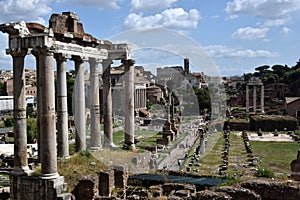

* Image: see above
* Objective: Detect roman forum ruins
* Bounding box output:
[0,12,135,199]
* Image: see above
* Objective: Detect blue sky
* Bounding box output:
[0,0,300,76]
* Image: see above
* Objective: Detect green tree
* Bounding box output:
[27,118,37,143]
[4,117,14,127]
[194,88,211,113]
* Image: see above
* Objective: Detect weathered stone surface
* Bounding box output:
[214,186,261,200]
[194,190,232,200]
[162,183,186,195]
[242,180,300,200]
[10,175,70,200]
[250,115,298,131]
[126,188,150,199]
[291,149,300,181]
[72,176,98,200]
[149,185,162,198]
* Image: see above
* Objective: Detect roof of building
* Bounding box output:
[285,97,300,104]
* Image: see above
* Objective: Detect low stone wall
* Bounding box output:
[10,175,71,200]
[241,180,300,200]
[229,121,250,131]
[250,115,298,131]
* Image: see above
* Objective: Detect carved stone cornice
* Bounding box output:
[121,59,135,68]
[6,48,29,57]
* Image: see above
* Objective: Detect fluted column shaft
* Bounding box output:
[73,56,86,151]
[89,58,101,150]
[10,48,30,175]
[253,85,257,112]
[246,85,249,113]
[102,59,114,147]
[38,48,59,179]
[123,59,135,148]
[261,85,264,113]
[55,54,69,158]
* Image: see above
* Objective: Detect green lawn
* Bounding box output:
[250,140,300,179]
[113,129,161,147]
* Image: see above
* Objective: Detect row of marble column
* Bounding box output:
[9,47,135,179]
[246,85,264,113]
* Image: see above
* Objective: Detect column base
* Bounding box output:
[104,142,118,149]
[40,172,60,180]
[123,143,135,150]
[90,146,103,151]
[58,156,70,160]
[12,166,32,176]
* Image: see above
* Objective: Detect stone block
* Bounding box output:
[99,170,114,197]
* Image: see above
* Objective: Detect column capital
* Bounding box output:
[102,59,113,66]
[72,55,88,63]
[89,57,102,65]
[54,53,71,61]
[6,48,29,57]
[33,46,55,56]
[121,59,135,68]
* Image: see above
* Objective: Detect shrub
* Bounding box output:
[79,150,93,158]
[255,168,275,178]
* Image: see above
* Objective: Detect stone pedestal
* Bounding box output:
[162,121,175,142]
[291,149,300,181]
[99,169,114,197]
[114,165,128,197]
[10,175,70,200]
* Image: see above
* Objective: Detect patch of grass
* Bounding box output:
[113,130,125,145]
[58,152,107,192]
[255,167,275,178]
[250,140,299,178]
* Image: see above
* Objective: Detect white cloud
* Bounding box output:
[281,27,291,34]
[0,0,52,24]
[205,45,278,58]
[232,27,269,40]
[226,0,300,19]
[57,0,124,9]
[0,33,12,68]
[124,8,201,29]
[131,0,177,12]
[262,17,291,27]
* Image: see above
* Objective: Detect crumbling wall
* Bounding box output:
[241,180,300,200]
[250,115,298,131]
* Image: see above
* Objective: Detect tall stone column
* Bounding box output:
[167,94,171,122]
[38,48,59,179]
[102,59,114,147]
[55,54,69,158]
[246,85,249,113]
[73,56,86,151]
[10,48,30,175]
[260,85,264,113]
[89,58,101,150]
[123,59,135,148]
[32,51,42,163]
[253,85,257,112]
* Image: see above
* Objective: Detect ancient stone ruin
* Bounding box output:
[0,11,135,199]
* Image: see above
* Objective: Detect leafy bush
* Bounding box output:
[79,150,93,158]
[255,168,275,178]
[4,117,13,127]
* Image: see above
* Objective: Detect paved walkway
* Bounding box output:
[157,121,200,171]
